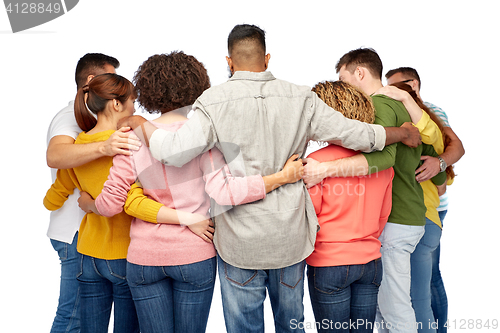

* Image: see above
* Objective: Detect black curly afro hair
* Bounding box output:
[133,51,210,113]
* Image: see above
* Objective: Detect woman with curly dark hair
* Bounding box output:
[78,51,303,333]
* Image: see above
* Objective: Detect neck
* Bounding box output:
[87,112,119,134]
[233,62,266,73]
[154,105,191,124]
[364,80,384,96]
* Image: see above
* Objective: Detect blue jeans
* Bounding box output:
[376,222,425,333]
[218,255,305,333]
[77,255,139,333]
[126,257,216,333]
[307,259,383,333]
[50,233,81,333]
[431,211,448,333]
[411,218,442,333]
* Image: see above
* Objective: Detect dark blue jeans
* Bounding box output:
[126,257,216,333]
[77,255,139,333]
[307,259,383,333]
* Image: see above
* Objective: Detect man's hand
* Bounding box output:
[400,122,422,148]
[415,155,441,183]
[117,115,148,131]
[302,158,328,189]
[100,127,141,157]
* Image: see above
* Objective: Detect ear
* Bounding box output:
[356,67,366,81]
[226,56,234,74]
[112,99,122,112]
[264,53,271,70]
[86,74,94,85]
[408,79,419,91]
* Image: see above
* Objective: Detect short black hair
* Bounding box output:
[75,53,120,89]
[336,48,383,80]
[385,67,421,88]
[228,24,266,55]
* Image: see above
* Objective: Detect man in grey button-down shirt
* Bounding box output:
[120,24,420,333]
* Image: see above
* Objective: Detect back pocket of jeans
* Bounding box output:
[180,257,216,288]
[280,261,305,289]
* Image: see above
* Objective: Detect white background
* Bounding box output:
[1,0,498,332]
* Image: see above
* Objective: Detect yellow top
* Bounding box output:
[43,130,132,260]
[415,111,444,228]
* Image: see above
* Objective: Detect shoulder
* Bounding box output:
[372,94,404,109]
[424,101,450,126]
[307,145,358,162]
[372,94,410,123]
[47,101,81,140]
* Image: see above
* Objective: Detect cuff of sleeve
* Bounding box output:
[371,124,387,151]
[43,196,60,211]
[415,111,430,132]
[125,200,163,223]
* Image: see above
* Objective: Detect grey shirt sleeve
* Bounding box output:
[307,93,386,152]
[149,106,216,167]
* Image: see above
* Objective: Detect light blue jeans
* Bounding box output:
[126,257,216,333]
[411,218,442,333]
[431,211,448,333]
[217,255,305,333]
[376,222,425,333]
[50,233,81,333]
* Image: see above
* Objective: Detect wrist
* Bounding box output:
[97,141,107,157]
[437,156,447,172]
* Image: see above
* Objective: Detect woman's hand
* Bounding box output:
[373,85,410,102]
[281,154,304,184]
[186,216,215,243]
[77,191,99,214]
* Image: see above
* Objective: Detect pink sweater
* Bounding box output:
[306,145,394,267]
[95,120,266,266]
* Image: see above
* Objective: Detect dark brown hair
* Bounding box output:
[391,82,455,179]
[74,73,137,132]
[75,53,119,89]
[386,67,422,89]
[133,51,210,114]
[336,48,383,80]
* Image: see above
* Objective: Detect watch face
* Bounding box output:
[439,158,446,172]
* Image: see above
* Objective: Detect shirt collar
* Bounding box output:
[229,71,276,82]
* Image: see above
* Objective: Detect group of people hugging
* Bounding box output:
[44,24,463,333]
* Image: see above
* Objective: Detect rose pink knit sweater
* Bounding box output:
[95,120,266,266]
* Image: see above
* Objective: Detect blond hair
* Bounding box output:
[312,81,375,124]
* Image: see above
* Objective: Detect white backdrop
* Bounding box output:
[1,0,498,332]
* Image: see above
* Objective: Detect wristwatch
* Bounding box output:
[437,156,447,172]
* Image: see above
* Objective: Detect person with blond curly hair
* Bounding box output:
[306,81,394,333]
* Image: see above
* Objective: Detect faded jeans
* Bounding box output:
[217,255,305,333]
[376,223,425,333]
